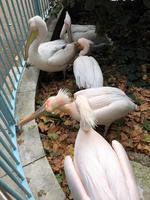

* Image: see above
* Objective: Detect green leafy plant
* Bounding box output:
[48,132,59,140]
[56,172,65,184]
[143,120,150,131]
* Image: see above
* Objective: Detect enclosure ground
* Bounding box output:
[35,67,150,199]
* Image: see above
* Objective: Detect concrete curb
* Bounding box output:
[16,67,65,200]
[16,67,150,200]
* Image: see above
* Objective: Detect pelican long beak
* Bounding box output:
[19,104,46,127]
[25,29,38,60]
[60,23,73,43]
[60,23,67,39]
[60,11,73,43]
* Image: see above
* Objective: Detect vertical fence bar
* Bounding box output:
[0,136,19,164]
[4,0,24,67]
[0,35,18,81]
[0,150,24,181]
[0,112,14,137]
[0,0,52,199]
[0,124,16,149]
[9,0,25,41]
[0,15,21,75]
[33,0,41,15]
[0,54,16,90]
[0,69,14,99]
[0,161,32,198]
[28,0,34,17]
[24,0,32,18]
[0,90,14,115]
[0,180,25,200]
[15,0,28,35]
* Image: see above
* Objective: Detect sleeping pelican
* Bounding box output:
[25,16,92,72]
[73,56,103,88]
[60,12,113,46]
[19,87,137,134]
[64,95,140,200]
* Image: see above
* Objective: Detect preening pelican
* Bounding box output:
[19,87,137,134]
[73,56,103,88]
[25,16,92,73]
[60,11,113,46]
[64,95,140,200]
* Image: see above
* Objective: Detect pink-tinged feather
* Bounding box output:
[64,156,90,200]
[112,140,140,200]
[73,56,103,89]
[66,96,140,200]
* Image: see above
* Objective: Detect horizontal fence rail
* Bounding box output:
[0,0,53,199]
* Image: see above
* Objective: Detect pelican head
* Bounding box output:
[19,89,71,126]
[25,16,48,60]
[44,89,71,112]
[77,38,93,56]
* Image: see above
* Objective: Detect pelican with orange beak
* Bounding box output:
[19,87,137,135]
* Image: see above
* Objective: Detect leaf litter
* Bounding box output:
[34,4,150,198]
[35,67,150,199]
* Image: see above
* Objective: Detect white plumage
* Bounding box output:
[64,95,140,200]
[60,12,112,45]
[19,87,137,134]
[73,56,103,88]
[25,16,91,73]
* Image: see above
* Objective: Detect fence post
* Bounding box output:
[33,0,41,16]
[0,95,15,125]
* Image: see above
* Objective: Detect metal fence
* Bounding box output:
[0,0,51,199]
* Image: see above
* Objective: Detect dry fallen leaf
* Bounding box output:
[38,122,49,132]
[17,138,24,145]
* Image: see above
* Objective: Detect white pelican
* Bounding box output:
[25,16,92,73]
[73,56,103,88]
[19,87,137,134]
[60,11,113,46]
[64,95,140,200]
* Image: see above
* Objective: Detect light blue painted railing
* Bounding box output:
[0,0,52,199]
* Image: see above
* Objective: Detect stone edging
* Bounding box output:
[16,67,65,200]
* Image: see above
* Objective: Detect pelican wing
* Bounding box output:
[75,128,130,200]
[71,24,96,42]
[74,86,126,99]
[112,140,140,200]
[75,87,137,113]
[39,40,66,58]
[71,24,96,33]
[64,156,90,200]
[88,93,131,110]
[73,56,103,89]
[48,43,76,69]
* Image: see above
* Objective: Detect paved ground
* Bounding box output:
[15,66,65,200]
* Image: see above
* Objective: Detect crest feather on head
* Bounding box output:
[57,88,71,104]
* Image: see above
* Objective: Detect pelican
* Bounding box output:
[60,12,113,46]
[25,16,92,73]
[18,87,137,134]
[64,95,140,200]
[73,56,103,88]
